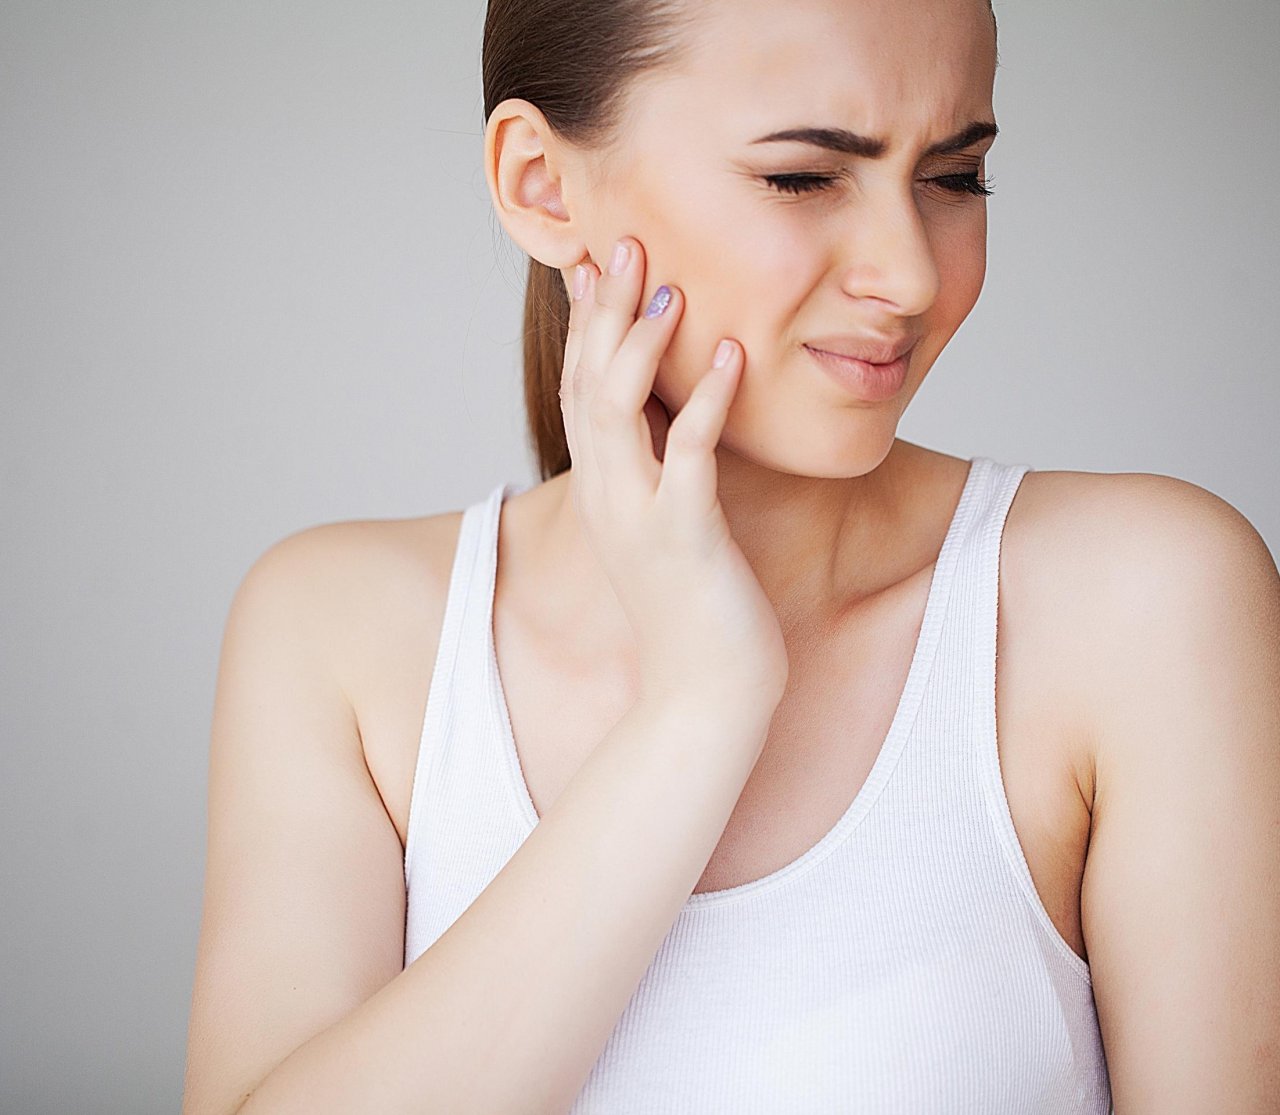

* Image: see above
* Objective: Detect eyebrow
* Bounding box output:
[748,119,998,158]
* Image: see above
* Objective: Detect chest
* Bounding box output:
[360,556,1095,969]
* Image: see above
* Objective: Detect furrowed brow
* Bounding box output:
[748,119,998,158]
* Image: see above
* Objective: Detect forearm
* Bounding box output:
[236,692,775,1115]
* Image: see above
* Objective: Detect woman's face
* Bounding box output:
[572,0,998,478]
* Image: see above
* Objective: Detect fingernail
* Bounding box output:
[573,264,587,300]
[644,285,671,319]
[608,239,630,276]
[713,340,734,368]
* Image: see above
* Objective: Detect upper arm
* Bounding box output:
[1077,474,1280,1111]
[182,526,409,1115]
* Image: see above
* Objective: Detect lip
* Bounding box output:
[804,334,918,365]
[803,342,913,403]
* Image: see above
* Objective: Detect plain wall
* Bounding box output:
[1,1,1276,1110]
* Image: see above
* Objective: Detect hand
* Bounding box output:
[558,238,790,711]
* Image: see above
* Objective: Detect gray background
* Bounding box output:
[2,1,1276,1111]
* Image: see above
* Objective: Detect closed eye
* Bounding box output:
[763,171,995,198]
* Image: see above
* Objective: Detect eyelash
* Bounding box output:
[762,171,995,198]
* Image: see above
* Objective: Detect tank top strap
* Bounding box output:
[960,455,1034,623]
[903,453,1047,898]
[402,479,525,881]
[966,455,1034,732]
[965,457,1045,902]
[472,479,529,637]
[903,456,1033,762]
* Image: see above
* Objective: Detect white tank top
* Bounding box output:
[402,456,1112,1114]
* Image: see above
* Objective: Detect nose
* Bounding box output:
[837,182,942,317]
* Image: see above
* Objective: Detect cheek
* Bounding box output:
[914,199,986,317]
[672,219,820,364]
[936,226,987,316]
[911,220,988,373]
[643,226,798,401]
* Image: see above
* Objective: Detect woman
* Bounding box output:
[182,0,1280,1112]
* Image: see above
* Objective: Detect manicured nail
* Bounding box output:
[608,239,631,276]
[644,285,671,319]
[573,264,587,300]
[713,340,734,368]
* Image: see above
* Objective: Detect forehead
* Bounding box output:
[643,0,996,147]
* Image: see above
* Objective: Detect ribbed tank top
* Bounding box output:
[402,456,1113,1114]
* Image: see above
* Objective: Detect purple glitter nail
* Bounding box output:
[644,285,672,319]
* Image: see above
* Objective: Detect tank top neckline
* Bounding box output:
[482,455,995,912]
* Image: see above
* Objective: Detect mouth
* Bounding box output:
[802,343,914,402]
[803,336,919,365]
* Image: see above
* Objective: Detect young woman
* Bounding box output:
[183,1,1280,1111]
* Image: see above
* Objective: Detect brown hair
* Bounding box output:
[481,1,998,482]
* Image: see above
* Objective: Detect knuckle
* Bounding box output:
[588,388,627,426]
[592,277,626,313]
[666,417,709,453]
[571,362,595,400]
[587,291,614,319]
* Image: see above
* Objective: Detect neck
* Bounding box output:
[531,439,947,647]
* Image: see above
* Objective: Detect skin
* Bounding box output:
[476,0,1280,1105]
[180,0,1279,1108]
[487,0,998,645]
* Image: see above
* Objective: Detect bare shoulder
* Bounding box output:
[254,508,467,723]
[1012,468,1280,1104]
[1012,462,1279,757]
[185,509,467,1114]
[1000,466,1278,784]
[1009,464,1278,681]
[1013,465,1272,564]
[1009,466,1280,1104]
[1009,466,1277,657]
[267,507,467,583]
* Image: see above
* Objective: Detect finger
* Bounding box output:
[656,340,742,514]
[575,237,646,410]
[588,281,682,501]
[560,261,599,478]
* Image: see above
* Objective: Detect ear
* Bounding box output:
[484,99,594,303]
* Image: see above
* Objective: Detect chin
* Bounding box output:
[716,416,900,480]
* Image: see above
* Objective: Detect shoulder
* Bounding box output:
[1028,464,1278,743]
[1001,466,1278,785]
[245,510,467,622]
[1013,465,1270,568]
[1009,465,1278,686]
[240,508,467,709]
[1012,469,1280,1104]
[255,508,467,586]
[1009,466,1276,641]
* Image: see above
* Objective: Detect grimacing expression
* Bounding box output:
[574,0,998,479]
